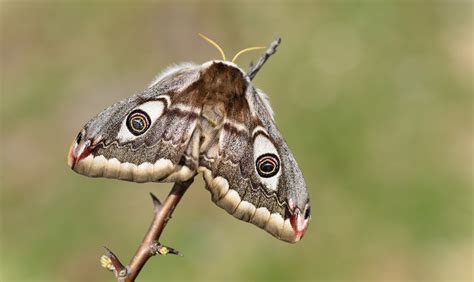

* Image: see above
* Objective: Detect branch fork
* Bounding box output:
[100,179,193,282]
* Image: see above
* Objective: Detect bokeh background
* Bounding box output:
[1,1,472,281]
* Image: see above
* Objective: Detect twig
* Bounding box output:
[101,179,194,281]
[246,37,282,81]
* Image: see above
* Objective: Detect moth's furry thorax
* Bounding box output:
[190,61,251,124]
[200,62,248,99]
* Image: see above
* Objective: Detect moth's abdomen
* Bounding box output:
[199,166,298,243]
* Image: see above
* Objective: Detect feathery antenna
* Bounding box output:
[198,33,227,61]
[232,46,266,63]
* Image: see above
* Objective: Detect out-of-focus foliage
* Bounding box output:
[1,1,472,281]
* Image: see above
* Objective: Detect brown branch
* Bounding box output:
[100,179,194,282]
[246,37,282,81]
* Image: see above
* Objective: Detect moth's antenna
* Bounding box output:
[231,46,266,63]
[198,33,226,61]
[246,37,281,81]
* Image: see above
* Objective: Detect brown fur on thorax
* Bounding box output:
[200,62,247,100]
[187,62,251,125]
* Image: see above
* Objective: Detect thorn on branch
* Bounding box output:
[150,241,183,257]
[150,192,162,214]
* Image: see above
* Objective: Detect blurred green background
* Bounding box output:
[1,1,472,281]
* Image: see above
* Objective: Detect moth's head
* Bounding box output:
[197,33,266,86]
[201,60,246,77]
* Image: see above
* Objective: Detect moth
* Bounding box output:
[67,35,310,243]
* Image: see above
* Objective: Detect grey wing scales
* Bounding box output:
[198,120,295,242]
[71,67,202,183]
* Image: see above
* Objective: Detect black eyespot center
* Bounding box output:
[126,109,151,136]
[256,153,280,178]
[261,162,274,173]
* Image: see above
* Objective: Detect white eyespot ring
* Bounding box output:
[116,100,165,143]
[253,134,282,191]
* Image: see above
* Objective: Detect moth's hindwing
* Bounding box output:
[195,63,310,243]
